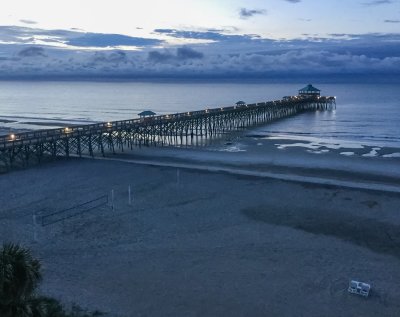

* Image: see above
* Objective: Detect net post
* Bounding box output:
[128,185,132,205]
[33,212,38,243]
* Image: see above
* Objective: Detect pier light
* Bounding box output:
[187,112,191,116]
[205,109,209,113]
[64,127,70,133]
[9,134,16,141]
[106,122,112,128]
[220,107,224,111]
[166,114,170,119]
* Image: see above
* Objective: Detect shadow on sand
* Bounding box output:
[242,206,400,259]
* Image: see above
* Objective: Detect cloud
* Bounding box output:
[362,0,393,5]
[183,49,400,78]
[148,47,204,63]
[284,0,302,3]
[19,19,37,25]
[2,25,262,53]
[384,19,400,23]
[18,47,46,57]
[0,26,163,49]
[3,43,399,80]
[153,28,175,34]
[92,51,127,63]
[177,47,204,59]
[148,50,175,63]
[207,26,240,33]
[153,28,264,44]
[67,33,162,47]
[239,8,266,19]
[1,28,400,81]
[0,26,78,42]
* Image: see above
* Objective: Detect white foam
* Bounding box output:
[276,142,320,150]
[382,153,400,158]
[268,135,365,150]
[307,150,329,154]
[218,145,247,153]
[340,152,355,156]
[362,147,381,157]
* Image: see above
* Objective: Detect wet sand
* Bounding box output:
[1,140,400,316]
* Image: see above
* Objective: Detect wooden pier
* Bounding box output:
[0,95,335,172]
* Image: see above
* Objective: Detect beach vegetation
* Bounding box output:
[0,242,42,317]
[0,243,104,317]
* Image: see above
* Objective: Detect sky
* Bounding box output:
[0,0,399,80]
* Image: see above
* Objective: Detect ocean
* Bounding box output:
[0,81,399,148]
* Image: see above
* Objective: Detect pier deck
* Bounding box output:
[0,96,335,172]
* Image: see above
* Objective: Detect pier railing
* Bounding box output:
[0,95,335,171]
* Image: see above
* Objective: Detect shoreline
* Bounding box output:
[88,155,400,194]
[103,133,400,189]
[3,125,399,190]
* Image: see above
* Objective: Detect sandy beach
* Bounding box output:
[1,136,400,317]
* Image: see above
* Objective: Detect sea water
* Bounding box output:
[0,81,399,148]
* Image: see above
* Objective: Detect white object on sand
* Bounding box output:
[348,280,371,297]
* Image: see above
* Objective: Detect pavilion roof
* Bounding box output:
[236,101,246,105]
[138,110,156,117]
[299,84,320,92]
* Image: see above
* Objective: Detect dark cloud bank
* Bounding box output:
[239,8,266,19]
[0,26,399,82]
[362,0,394,6]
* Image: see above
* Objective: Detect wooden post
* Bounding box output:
[33,213,38,243]
[111,189,114,211]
